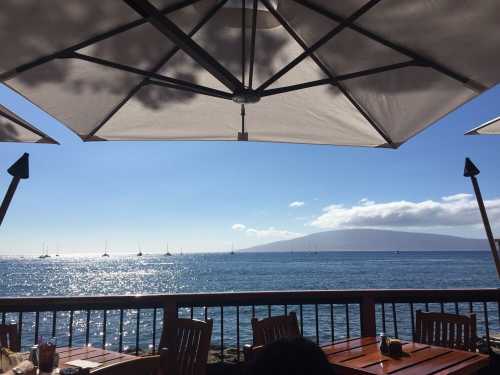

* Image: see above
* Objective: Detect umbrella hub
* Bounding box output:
[195,0,281,29]
[232,90,261,104]
[224,0,278,11]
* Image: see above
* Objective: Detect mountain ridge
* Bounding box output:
[239,229,489,252]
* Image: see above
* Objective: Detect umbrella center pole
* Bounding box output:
[464,158,500,278]
[238,104,248,141]
[470,175,500,278]
[0,177,21,227]
[0,153,29,228]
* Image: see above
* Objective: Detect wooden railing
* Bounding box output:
[0,289,498,361]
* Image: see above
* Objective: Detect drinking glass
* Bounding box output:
[38,338,57,373]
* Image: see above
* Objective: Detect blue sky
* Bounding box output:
[1,83,500,254]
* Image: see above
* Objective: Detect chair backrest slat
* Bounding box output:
[0,324,20,352]
[449,322,455,347]
[441,320,448,347]
[159,317,213,375]
[251,312,301,346]
[434,319,441,345]
[415,310,477,351]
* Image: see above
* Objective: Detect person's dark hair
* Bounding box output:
[250,336,334,375]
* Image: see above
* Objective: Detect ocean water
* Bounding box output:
[0,251,498,352]
[1,251,498,296]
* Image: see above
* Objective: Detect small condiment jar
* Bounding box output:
[28,345,38,367]
[379,332,389,353]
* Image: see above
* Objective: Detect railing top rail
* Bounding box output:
[0,289,497,312]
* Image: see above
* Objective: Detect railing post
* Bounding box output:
[163,300,178,375]
[360,297,376,337]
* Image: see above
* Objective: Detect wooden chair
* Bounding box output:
[159,318,213,375]
[415,310,477,351]
[0,324,20,352]
[244,312,301,362]
[90,356,160,375]
[251,312,301,346]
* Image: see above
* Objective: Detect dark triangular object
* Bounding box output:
[7,153,29,179]
[464,157,480,177]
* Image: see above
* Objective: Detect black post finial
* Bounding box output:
[464,157,480,178]
[7,153,29,179]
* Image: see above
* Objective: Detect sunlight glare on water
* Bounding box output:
[0,251,497,296]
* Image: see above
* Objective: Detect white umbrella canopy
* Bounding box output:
[0,104,58,144]
[466,117,500,136]
[1,0,500,148]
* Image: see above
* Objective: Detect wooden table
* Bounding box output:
[54,347,138,373]
[323,337,490,375]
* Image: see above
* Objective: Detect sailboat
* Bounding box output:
[164,243,172,257]
[137,243,143,257]
[39,243,50,259]
[102,241,110,257]
[230,243,235,255]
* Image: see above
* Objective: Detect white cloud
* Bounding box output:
[233,223,302,239]
[231,224,246,231]
[246,227,303,239]
[442,193,473,202]
[359,198,375,206]
[311,194,500,230]
[289,201,305,208]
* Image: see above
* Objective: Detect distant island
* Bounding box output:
[240,229,489,252]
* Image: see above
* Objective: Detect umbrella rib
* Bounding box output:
[261,61,420,96]
[147,79,232,99]
[85,84,144,141]
[248,0,258,89]
[241,0,247,86]
[124,0,244,93]
[85,0,229,140]
[0,106,57,143]
[256,0,382,92]
[293,0,486,93]
[260,0,394,147]
[335,78,395,147]
[465,116,500,136]
[0,0,202,82]
[65,51,232,99]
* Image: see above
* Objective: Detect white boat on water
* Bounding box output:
[164,243,172,256]
[39,243,50,259]
[102,241,110,257]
